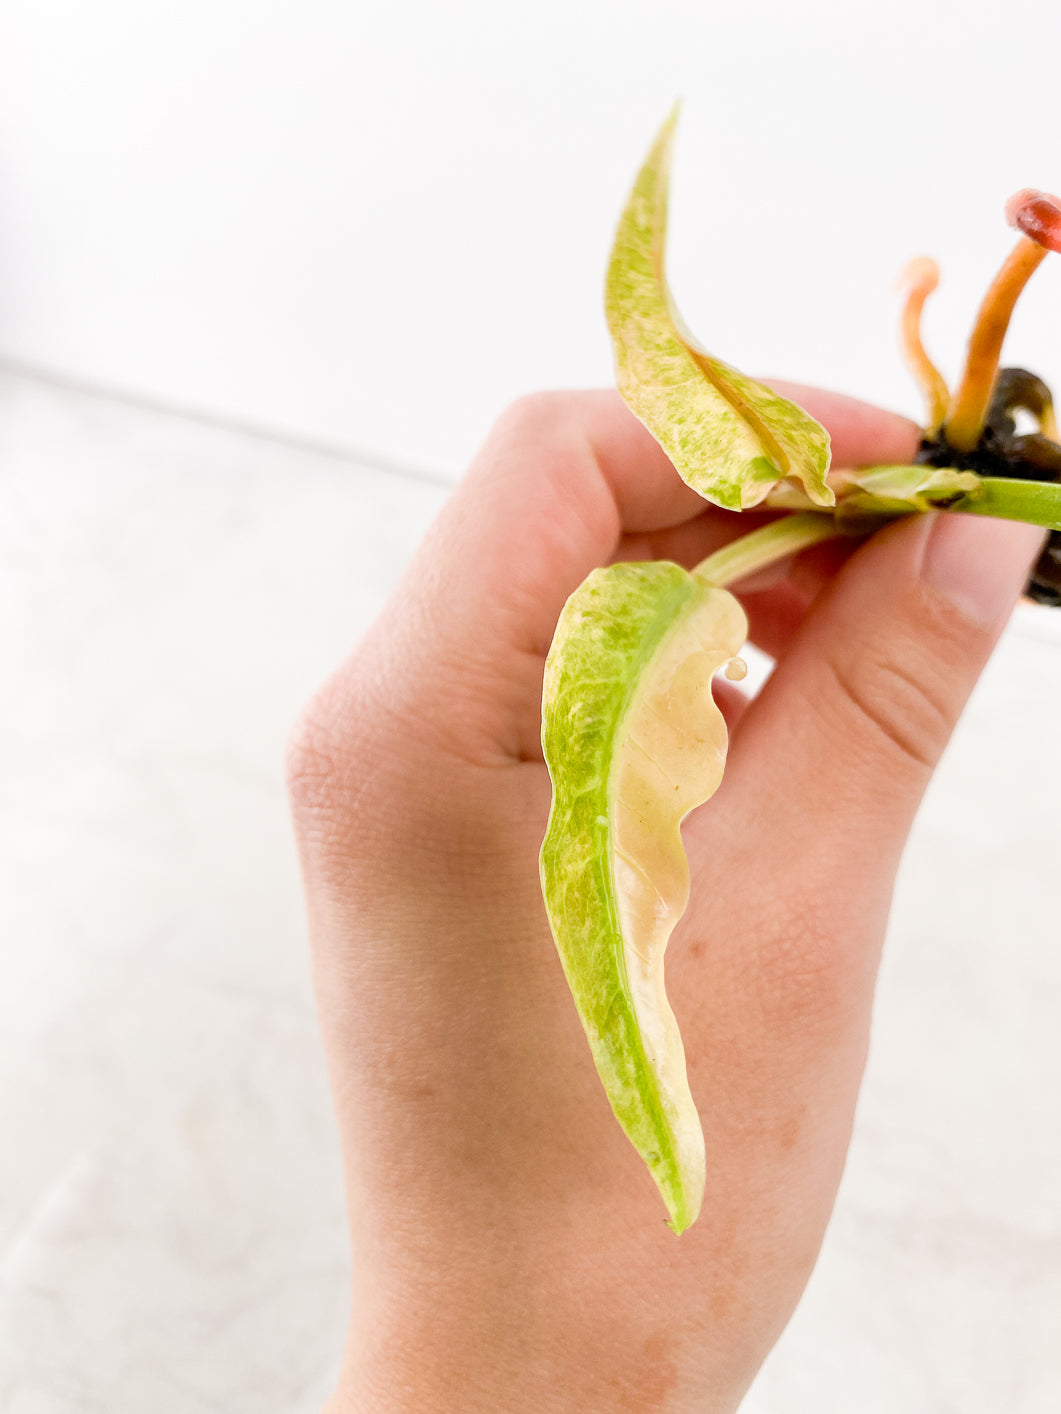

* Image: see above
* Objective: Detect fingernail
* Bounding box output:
[921,513,1047,625]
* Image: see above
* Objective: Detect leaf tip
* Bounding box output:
[663,1186,702,1236]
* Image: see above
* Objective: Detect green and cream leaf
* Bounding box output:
[540,560,747,1233]
[605,110,834,513]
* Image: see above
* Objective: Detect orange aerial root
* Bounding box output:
[897,256,951,432]
[941,189,1061,452]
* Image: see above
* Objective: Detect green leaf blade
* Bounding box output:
[605,111,833,512]
[540,561,747,1233]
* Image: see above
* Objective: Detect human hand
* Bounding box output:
[287,389,1043,1413]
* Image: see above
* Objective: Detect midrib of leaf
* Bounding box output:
[686,347,792,474]
[597,575,701,1189]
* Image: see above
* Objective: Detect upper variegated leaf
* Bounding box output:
[605,110,834,512]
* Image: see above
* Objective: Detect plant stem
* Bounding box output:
[694,477,1061,593]
[831,465,1061,532]
[953,476,1061,532]
[694,512,844,588]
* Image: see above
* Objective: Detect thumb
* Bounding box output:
[722,512,1046,872]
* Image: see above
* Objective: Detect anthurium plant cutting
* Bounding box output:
[539,110,1061,1235]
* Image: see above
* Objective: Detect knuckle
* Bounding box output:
[285,672,431,865]
[822,637,953,774]
[284,681,357,824]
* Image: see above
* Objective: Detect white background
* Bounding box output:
[2,0,1061,472]
[2,2,1060,1410]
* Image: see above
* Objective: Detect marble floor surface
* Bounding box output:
[1,368,1059,1411]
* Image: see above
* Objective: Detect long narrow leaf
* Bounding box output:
[540,561,747,1232]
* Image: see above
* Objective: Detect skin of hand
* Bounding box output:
[287,388,1044,1414]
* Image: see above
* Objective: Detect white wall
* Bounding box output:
[2,0,1060,475]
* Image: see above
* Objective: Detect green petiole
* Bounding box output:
[694,511,844,588]
[952,475,1061,533]
[693,468,1061,597]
